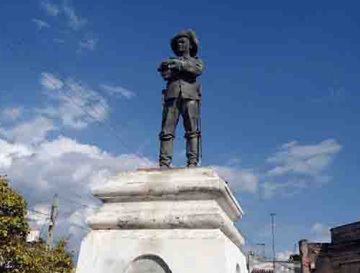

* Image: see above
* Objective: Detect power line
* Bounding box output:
[74,192,98,202]
[3,41,135,154]
[70,222,89,231]
[3,36,140,156]
[57,195,98,210]
[57,88,134,154]
[28,208,49,217]
[27,208,50,240]
[28,198,90,235]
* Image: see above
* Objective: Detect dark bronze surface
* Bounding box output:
[158,30,204,168]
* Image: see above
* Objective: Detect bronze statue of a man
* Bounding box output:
[158,30,204,168]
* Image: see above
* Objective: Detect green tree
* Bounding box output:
[0,176,74,273]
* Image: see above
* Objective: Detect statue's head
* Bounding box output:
[171,30,199,57]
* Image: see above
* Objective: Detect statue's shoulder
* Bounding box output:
[191,56,204,68]
[186,56,203,63]
[192,56,203,61]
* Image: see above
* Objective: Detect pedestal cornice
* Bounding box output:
[87,167,245,247]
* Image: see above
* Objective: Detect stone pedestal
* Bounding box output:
[76,167,248,273]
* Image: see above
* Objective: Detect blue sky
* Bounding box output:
[0,0,359,259]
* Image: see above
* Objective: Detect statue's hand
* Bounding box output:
[158,58,182,80]
[167,59,183,71]
[160,68,172,80]
[158,61,169,72]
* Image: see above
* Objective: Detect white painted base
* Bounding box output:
[76,229,247,273]
[76,168,248,273]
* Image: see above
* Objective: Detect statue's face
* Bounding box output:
[174,36,191,56]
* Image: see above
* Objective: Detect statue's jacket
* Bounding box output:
[164,56,204,101]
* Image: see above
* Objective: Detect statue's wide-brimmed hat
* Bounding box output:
[171,30,199,57]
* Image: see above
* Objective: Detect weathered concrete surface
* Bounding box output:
[76,167,248,273]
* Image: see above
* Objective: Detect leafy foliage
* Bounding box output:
[0,176,74,273]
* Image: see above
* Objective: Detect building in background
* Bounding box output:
[299,221,360,273]
[26,229,40,243]
[247,252,300,273]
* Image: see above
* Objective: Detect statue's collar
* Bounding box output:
[178,55,191,60]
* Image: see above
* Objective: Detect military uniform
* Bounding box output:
[158,30,204,168]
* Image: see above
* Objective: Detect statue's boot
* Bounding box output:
[159,138,174,168]
[186,137,199,167]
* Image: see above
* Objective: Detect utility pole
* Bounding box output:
[47,194,58,248]
[270,213,276,272]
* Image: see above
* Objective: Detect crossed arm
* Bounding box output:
[158,57,204,80]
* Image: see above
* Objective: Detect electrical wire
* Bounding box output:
[57,195,98,210]
[70,223,89,231]
[57,88,132,153]
[27,208,49,217]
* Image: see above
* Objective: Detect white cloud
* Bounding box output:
[277,250,293,261]
[262,177,311,199]
[213,166,258,193]
[0,139,32,169]
[79,35,98,51]
[56,79,108,128]
[39,73,109,129]
[37,137,104,160]
[262,139,341,198]
[311,223,331,242]
[39,1,95,54]
[40,0,60,16]
[100,84,136,99]
[262,181,289,199]
[0,70,148,252]
[63,4,87,30]
[40,72,64,90]
[267,139,341,177]
[1,107,22,121]
[4,135,153,193]
[58,206,95,249]
[27,203,50,229]
[32,18,50,30]
[1,135,155,251]
[1,116,55,145]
